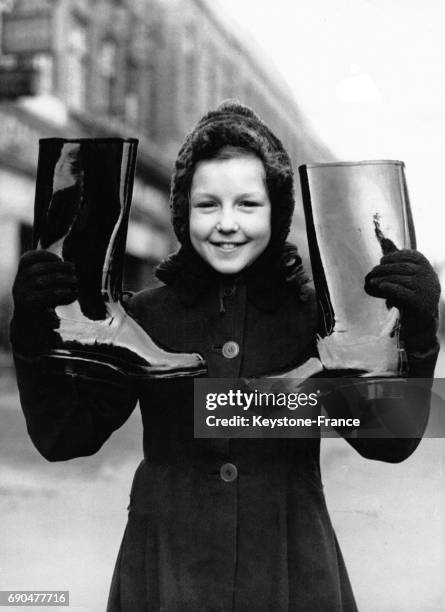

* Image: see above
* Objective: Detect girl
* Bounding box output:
[11,101,440,611]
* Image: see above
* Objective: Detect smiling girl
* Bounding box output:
[189,150,271,275]
[10,101,440,611]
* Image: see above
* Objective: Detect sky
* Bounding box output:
[221,0,445,272]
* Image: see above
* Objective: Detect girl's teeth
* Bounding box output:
[213,242,240,251]
[212,242,244,250]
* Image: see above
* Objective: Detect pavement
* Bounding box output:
[0,345,444,611]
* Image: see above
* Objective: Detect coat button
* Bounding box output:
[220,462,238,482]
[222,341,239,359]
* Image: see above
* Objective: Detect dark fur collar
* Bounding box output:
[156,244,310,312]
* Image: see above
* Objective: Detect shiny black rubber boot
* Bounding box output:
[33,138,206,379]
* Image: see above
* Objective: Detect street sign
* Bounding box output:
[0,66,35,98]
[1,12,52,54]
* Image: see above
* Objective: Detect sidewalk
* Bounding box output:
[1,342,444,611]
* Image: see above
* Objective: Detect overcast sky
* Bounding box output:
[221,0,445,272]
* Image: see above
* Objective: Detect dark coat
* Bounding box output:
[13,258,438,612]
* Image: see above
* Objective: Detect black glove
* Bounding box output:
[280,242,312,302]
[10,250,78,356]
[364,248,441,351]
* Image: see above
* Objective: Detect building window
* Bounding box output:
[66,18,87,111]
[222,60,235,99]
[204,45,217,109]
[125,57,139,125]
[98,38,117,115]
[243,80,254,107]
[33,53,53,96]
[183,20,197,121]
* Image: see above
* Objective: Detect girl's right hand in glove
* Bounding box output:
[10,250,78,356]
[13,250,78,314]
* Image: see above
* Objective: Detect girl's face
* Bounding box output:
[189,155,271,275]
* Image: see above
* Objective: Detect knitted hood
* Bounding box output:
[170,100,295,251]
[156,101,310,307]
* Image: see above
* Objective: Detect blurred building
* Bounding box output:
[0,0,333,351]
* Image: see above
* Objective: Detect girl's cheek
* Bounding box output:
[189,214,215,240]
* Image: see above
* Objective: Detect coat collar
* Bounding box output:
[155,245,291,312]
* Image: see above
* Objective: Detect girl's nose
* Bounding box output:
[217,209,240,233]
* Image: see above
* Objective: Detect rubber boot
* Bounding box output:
[299,160,416,377]
[33,138,206,379]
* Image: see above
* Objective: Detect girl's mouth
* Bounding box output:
[211,242,247,251]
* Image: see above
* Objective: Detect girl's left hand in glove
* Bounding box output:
[364,249,441,350]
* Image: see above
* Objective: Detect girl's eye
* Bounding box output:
[239,200,259,208]
[194,201,217,209]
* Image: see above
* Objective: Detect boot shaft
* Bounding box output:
[33,138,138,319]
